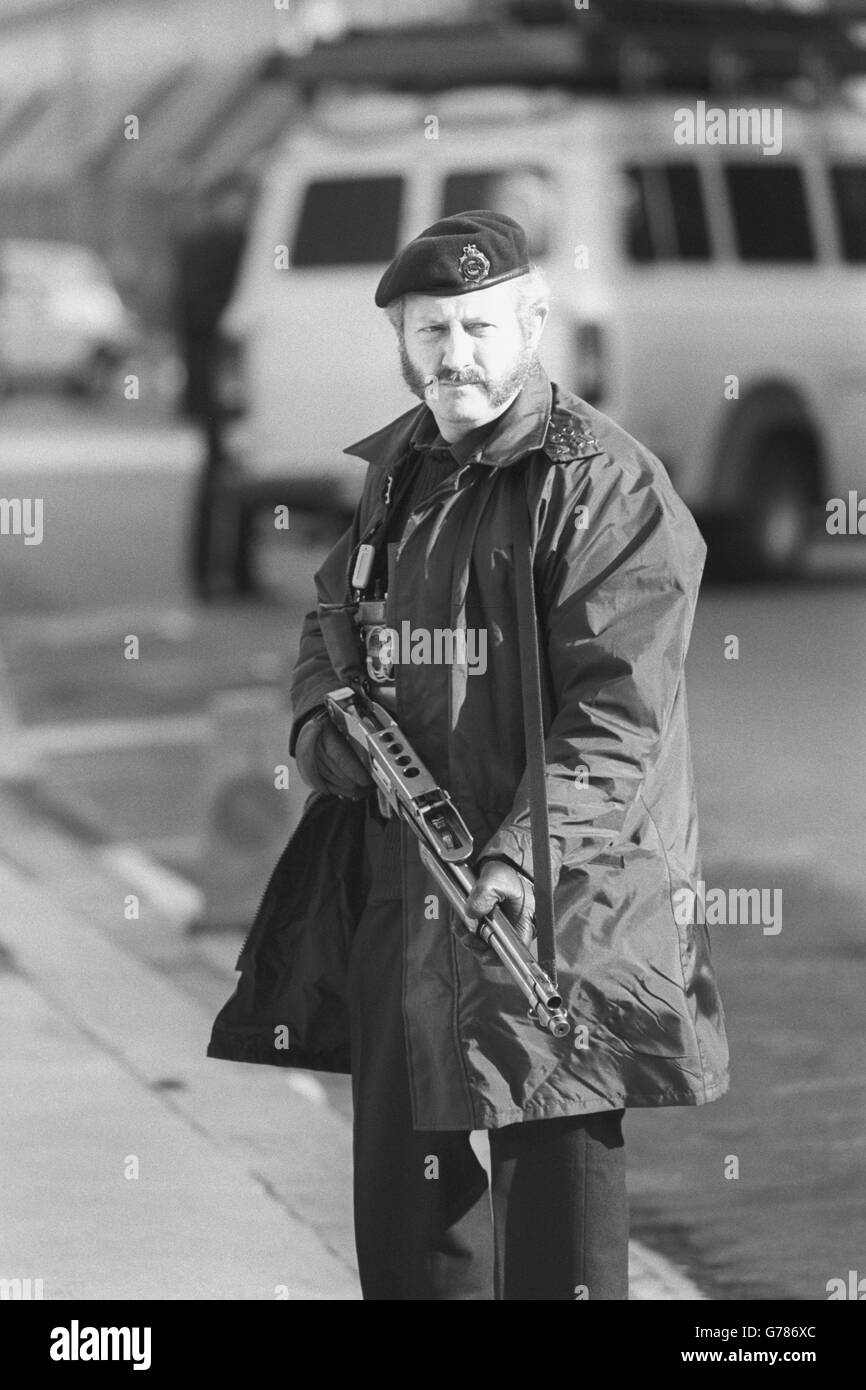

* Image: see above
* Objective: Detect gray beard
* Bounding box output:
[398,339,540,411]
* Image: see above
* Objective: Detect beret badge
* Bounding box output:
[458,243,490,285]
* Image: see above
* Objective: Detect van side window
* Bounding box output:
[724,164,815,262]
[666,165,711,260]
[441,169,553,256]
[623,167,654,262]
[830,166,866,263]
[291,177,404,266]
[623,164,710,261]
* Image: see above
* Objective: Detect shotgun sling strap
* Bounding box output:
[510,473,558,985]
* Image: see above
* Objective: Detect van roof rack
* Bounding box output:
[260,2,866,98]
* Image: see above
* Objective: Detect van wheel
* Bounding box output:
[730,434,817,580]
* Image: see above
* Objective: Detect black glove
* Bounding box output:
[294,709,374,799]
[460,857,536,955]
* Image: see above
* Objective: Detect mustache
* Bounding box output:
[435,371,488,387]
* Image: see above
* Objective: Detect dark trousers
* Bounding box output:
[188,426,225,595]
[348,811,630,1301]
[187,423,257,598]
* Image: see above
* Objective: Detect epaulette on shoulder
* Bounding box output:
[542,396,603,464]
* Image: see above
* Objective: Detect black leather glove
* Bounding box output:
[294,709,374,799]
[460,857,536,955]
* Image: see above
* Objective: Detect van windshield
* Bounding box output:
[291,177,404,266]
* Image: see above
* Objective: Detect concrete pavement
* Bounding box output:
[0,809,360,1300]
[0,966,356,1301]
[0,785,705,1301]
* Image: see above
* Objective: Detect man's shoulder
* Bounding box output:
[547,386,656,478]
[546,385,685,505]
[542,386,704,567]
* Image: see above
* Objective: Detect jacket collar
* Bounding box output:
[343,365,602,471]
[406,410,496,467]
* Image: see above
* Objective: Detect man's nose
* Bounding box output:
[439,325,474,374]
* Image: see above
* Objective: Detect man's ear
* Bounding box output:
[527,306,549,352]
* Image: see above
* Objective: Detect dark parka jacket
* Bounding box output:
[208,367,730,1129]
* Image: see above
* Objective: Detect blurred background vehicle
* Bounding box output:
[218,3,866,583]
[0,238,139,397]
[222,84,866,582]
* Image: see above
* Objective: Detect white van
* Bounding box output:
[220,83,866,578]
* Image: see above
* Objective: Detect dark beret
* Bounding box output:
[375,209,530,307]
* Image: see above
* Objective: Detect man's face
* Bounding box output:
[398,280,545,440]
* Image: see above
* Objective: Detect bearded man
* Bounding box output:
[208,211,729,1301]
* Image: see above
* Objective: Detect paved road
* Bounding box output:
[0,396,196,610]
[2,396,865,1300]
